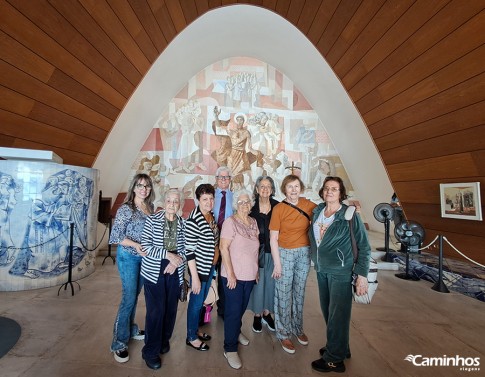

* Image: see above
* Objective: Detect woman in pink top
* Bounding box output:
[219,189,259,370]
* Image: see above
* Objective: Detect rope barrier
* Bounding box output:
[2,222,108,253]
[443,236,485,269]
[416,235,439,251]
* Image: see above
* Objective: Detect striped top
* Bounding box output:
[140,210,186,285]
[185,206,219,282]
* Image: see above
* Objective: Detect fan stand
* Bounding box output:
[395,249,420,281]
[380,218,395,262]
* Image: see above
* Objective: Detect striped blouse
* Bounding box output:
[185,206,219,282]
[140,210,186,285]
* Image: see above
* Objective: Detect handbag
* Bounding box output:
[179,278,189,302]
[258,244,265,268]
[348,206,378,304]
[281,200,311,222]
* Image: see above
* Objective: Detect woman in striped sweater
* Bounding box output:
[140,189,186,370]
[185,183,219,351]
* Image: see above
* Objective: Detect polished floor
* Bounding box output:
[0,231,483,377]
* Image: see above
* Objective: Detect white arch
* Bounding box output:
[94,5,392,230]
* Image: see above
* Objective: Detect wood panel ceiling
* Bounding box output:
[1,0,484,263]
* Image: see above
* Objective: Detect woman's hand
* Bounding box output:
[226,273,237,289]
[134,243,147,256]
[272,263,282,279]
[191,276,201,295]
[166,253,183,267]
[164,263,177,275]
[355,275,368,296]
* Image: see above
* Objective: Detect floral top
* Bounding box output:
[109,204,150,256]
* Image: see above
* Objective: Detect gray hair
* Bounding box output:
[253,176,276,198]
[232,189,254,211]
[162,188,185,215]
[216,166,232,177]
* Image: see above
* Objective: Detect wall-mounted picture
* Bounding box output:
[440,182,482,221]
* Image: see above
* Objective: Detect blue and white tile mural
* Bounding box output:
[0,160,99,291]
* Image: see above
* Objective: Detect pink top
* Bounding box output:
[220,215,259,281]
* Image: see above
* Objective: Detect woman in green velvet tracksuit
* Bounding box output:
[309,176,371,374]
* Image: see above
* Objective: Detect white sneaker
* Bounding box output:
[131,330,145,340]
[238,333,249,346]
[224,352,242,369]
[114,349,129,363]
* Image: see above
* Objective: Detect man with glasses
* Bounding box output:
[213,166,234,319]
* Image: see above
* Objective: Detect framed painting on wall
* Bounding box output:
[440,182,482,221]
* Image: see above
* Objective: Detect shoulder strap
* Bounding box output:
[346,205,358,263]
[282,200,311,222]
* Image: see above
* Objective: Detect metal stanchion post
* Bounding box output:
[432,235,450,293]
[58,223,81,296]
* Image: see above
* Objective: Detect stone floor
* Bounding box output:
[0,231,484,377]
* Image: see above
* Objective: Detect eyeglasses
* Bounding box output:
[135,184,152,190]
[217,176,231,181]
[237,200,251,205]
[323,187,339,193]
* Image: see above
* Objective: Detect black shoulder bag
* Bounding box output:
[281,200,311,222]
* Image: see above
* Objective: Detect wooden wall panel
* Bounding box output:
[110,0,161,59]
[315,0,362,56]
[295,0,322,34]
[306,0,339,45]
[325,0,385,66]
[368,73,485,139]
[388,152,485,182]
[381,125,485,165]
[375,101,485,151]
[80,0,151,74]
[0,0,484,266]
[344,0,449,93]
[50,0,141,89]
[148,0,178,43]
[335,0,414,79]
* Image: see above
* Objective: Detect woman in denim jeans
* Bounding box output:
[109,173,154,363]
[185,184,219,351]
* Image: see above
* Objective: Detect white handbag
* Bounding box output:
[352,258,378,304]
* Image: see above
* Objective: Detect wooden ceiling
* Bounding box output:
[1,0,484,263]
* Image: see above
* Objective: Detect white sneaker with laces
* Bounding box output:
[224,352,242,369]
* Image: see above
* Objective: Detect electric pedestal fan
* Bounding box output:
[373,203,395,262]
[394,221,425,281]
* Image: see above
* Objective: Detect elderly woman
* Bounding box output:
[109,173,154,363]
[220,189,259,369]
[309,177,371,373]
[140,189,186,370]
[185,183,219,351]
[247,176,279,333]
[269,174,316,354]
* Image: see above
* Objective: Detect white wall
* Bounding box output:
[93,5,393,231]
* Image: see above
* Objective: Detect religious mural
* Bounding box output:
[125,57,353,213]
[0,161,99,291]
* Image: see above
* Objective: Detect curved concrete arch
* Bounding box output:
[94,5,392,230]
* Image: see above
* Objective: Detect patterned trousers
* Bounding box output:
[274,246,311,340]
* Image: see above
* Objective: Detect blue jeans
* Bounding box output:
[186,266,215,342]
[142,259,179,360]
[222,277,255,352]
[111,246,143,352]
[317,270,353,362]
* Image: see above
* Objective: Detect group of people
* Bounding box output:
[108,166,371,373]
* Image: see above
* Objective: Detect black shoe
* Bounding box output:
[319,347,351,359]
[198,332,211,341]
[252,316,262,333]
[186,339,210,351]
[143,355,161,370]
[311,358,345,373]
[262,313,275,331]
[160,343,170,354]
